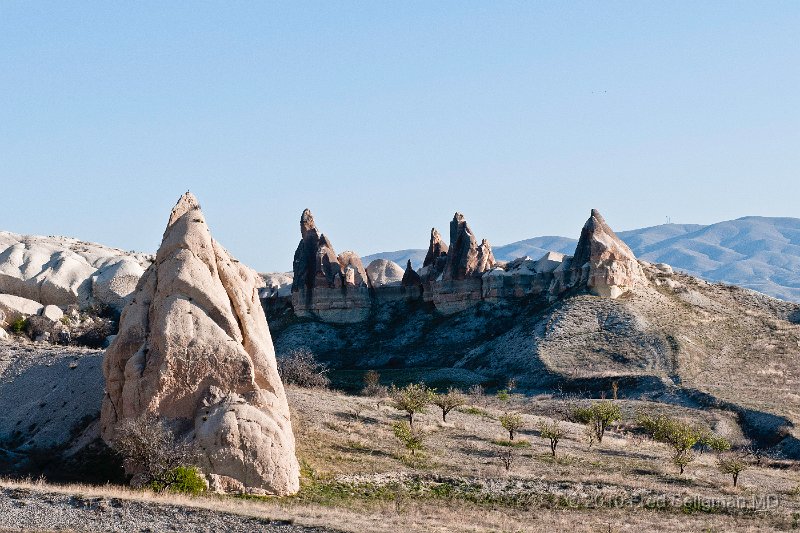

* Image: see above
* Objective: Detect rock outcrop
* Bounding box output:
[366,259,405,287]
[0,294,43,325]
[429,213,496,313]
[418,228,449,283]
[401,260,422,288]
[336,251,370,288]
[423,228,448,268]
[290,210,370,323]
[570,209,646,298]
[0,231,151,312]
[101,192,299,495]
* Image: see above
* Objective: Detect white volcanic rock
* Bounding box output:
[41,305,63,322]
[366,259,405,287]
[101,192,299,495]
[534,251,565,273]
[91,258,147,311]
[0,294,44,324]
[570,209,647,299]
[259,272,294,298]
[0,231,152,311]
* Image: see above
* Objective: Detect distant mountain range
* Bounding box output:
[362,216,800,303]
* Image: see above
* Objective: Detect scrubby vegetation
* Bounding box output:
[277,349,330,389]
[112,415,203,494]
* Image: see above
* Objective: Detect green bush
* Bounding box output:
[10,317,27,334]
[392,421,424,455]
[149,466,206,495]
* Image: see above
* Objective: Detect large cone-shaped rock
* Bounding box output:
[571,209,646,298]
[101,192,299,495]
[442,213,494,281]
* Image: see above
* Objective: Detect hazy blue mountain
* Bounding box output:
[362,217,800,302]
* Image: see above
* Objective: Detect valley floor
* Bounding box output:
[5,386,800,531]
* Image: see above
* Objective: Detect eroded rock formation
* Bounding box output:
[366,259,405,287]
[0,231,151,312]
[401,260,422,288]
[101,192,299,495]
[290,209,371,322]
[570,209,646,298]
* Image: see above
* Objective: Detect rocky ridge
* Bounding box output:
[0,231,151,312]
[278,208,648,321]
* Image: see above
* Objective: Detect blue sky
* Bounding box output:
[1,1,798,271]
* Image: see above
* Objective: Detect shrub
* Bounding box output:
[277,349,330,389]
[706,435,732,454]
[499,412,524,440]
[389,383,434,427]
[496,389,510,402]
[538,420,565,457]
[361,370,386,397]
[717,452,748,487]
[148,466,207,495]
[432,387,467,422]
[10,317,27,334]
[392,421,424,455]
[113,415,201,491]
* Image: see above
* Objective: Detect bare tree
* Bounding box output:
[277,349,330,389]
[498,448,514,471]
[112,415,201,491]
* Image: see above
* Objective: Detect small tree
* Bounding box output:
[277,349,330,388]
[113,415,202,492]
[611,380,619,400]
[498,448,514,471]
[389,383,434,427]
[392,421,424,455]
[573,401,621,444]
[708,435,732,454]
[538,420,565,457]
[641,414,702,474]
[432,387,467,422]
[499,412,524,440]
[717,452,748,487]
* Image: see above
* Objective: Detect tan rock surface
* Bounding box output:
[101,192,299,495]
[570,209,647,298]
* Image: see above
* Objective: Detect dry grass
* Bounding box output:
[7,385,800,531]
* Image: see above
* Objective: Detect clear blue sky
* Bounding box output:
[1,1,798,271]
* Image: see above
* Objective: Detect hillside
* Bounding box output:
[266,261,800,457]
[362,217,800,302]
